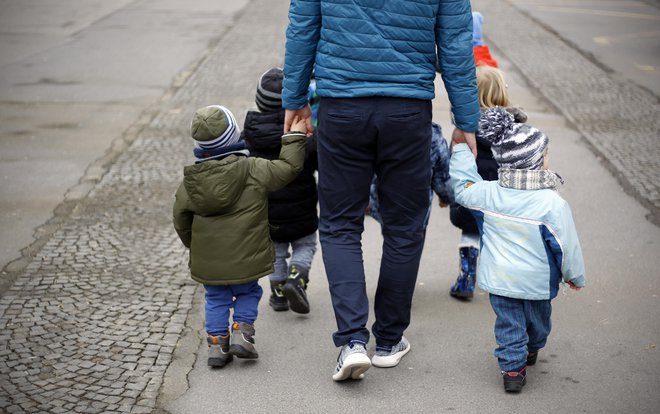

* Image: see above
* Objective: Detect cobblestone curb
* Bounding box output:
[473,0,660,225]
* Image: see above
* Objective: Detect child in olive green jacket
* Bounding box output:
[173,105,307,367]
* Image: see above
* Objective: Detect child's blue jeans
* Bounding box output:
[204,281,263,336]
[489,294,552,372]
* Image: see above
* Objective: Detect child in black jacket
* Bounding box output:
[242,67,318,314]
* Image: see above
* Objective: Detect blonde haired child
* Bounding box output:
[476,65,509,108]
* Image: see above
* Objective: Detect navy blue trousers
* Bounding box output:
[489,294,552,372]
[317,97,432,347]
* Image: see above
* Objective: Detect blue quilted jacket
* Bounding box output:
[283,0,480,132]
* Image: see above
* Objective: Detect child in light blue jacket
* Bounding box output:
[449,107,585,393]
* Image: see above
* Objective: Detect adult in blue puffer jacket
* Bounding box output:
[282,0,480,381]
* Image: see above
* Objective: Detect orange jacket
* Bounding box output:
[474,45,498,68]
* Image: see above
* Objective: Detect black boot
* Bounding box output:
[269,280,289,311]
[282,265,310,314]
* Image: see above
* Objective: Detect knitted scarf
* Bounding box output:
[193,141,249,164]
[498,168,564,190]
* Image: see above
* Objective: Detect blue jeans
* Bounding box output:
[317,97,432,347]
[268,232,318,284]
[204,281,263,336]
[489,294,552,372]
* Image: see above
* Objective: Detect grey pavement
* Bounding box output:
[0,0,659,413]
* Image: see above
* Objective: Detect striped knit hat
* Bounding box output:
[479,107,549,170]
[190,105,243,156]
[255,67,283,112]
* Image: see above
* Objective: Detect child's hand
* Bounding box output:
[438,200,449,208]
[451,128,466,145]
[290,115,308,135]
[567,281,581,291]
[450,128,477,156]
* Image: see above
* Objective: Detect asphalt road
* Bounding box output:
[0,0,248,277]
[508,0,660,97]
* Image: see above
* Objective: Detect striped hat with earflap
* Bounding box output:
[190,105,248,161]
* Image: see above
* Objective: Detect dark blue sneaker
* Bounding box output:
[450,246,478,299]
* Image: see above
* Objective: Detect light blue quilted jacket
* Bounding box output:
[283,0,480,132]
[450,143,586,300]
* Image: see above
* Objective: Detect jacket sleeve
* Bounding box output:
[172,183,193,248]
[431,124,454,204]
[545,202,586,288]
[435,0,480,132]
[252,133,306,192]
[282,0,321,109]
[450,143,484,207]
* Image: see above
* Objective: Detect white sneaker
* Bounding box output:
[332,341,371,381]
[371,336,411,368]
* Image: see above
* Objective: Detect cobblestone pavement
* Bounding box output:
[0,0,291,412]
[0,96,196,412]
[472,0,660,223]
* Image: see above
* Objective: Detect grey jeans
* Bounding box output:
[268,232,318,283]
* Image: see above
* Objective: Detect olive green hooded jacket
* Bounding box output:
[173,133,306,285]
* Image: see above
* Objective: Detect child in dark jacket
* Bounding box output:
[242,67,319,314]
[173,105,308,367]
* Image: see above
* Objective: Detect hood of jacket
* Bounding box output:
[242,110,285,154]
[182,156,249,216]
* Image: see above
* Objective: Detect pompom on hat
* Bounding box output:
[479,107,549,170]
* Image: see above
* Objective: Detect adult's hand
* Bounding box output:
[451,128,477,157]
[284,106,314,137]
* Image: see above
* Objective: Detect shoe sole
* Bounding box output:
[229,345,258,359]
[269,299,289,312]
[282,283,310,314]
[332,354,372,381]
[371,342,411,368]
[208,355,232,367]
[450,290,474,299]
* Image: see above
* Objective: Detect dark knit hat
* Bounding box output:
[190,105,242,153]
[480,107,549,170]
[255,67,283,113]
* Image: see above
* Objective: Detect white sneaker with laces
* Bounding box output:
[371,336,411,368]
[332,341,371,381]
